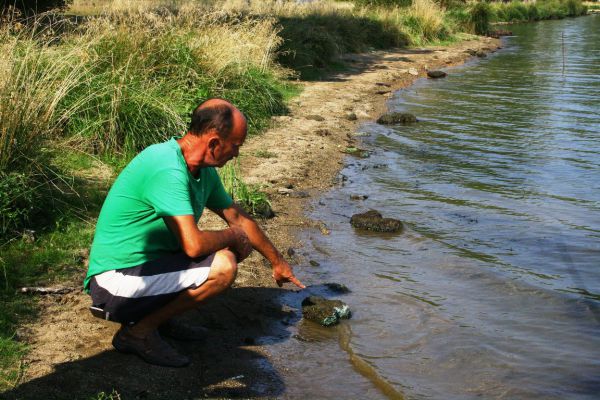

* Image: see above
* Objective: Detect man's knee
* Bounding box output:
[210,249,238,289]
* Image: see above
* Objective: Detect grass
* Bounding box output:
[219,160,272,218]
[0,149,109,392]
[584,1,600,11]
[90,389,122,400]
[490,0,588,23]
[444,0,588,35]
[0,298,31,390]
[254,149,277,158]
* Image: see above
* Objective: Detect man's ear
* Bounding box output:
[207,135,220,151]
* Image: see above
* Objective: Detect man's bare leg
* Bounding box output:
[127,249,237,339]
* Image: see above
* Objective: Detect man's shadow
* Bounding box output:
[3,286,300,400]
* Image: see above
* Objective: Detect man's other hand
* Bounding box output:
[272,260,305,289]
[229,226,253,262]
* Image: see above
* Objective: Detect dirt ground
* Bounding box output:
[3,36,500,400]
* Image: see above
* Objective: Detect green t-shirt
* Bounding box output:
[84,138,233,290]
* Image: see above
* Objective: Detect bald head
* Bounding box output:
[188,98,247,139]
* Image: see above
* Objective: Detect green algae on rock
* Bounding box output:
[350,210,403,233]
[301,296,352,327]
[376,112,417,125]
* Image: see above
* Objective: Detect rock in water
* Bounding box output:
[350,210,403,233]
[488,30,512,38]
[325,282,351,294]
[427,70,447,79]
[376,112,417,125]
[302,296,352,327]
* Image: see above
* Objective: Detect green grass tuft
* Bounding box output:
[470,2,493,35]
[219,161,272,218]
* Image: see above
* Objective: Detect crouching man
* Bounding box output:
[84,99,304,367]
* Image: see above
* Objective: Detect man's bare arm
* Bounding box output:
[211,204,305,289]
[163,215,251,260]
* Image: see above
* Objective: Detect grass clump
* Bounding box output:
[219,161,273,218]
[403,0,451,44]
[277,11,409,78]
[0,294,31,391]
[254,149,277,158]
[469,1,493,35]
[89,389,122,400]
[360,0,454,48]
[0,21,93,239]
[491,0,587,23]
[446,0,587,35]
[60,8,290,155]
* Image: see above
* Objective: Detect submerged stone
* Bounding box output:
[427,70,447,79]
[488,30,513,38]
[325,283,351,294]
[377,112,417,125]
[301,296,352,326]
[344,146,370,158]
[350,210,403,233]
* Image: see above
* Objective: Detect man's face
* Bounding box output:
[213,129,246,167]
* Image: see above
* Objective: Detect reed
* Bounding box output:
[491,0,588,22]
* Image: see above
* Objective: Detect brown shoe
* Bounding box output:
[159,319,209,342]
[112,326,190,368]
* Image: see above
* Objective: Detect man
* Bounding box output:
[84,98,304,367]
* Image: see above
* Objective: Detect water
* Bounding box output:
[270,15,600,399]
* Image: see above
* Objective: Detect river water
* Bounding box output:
[271,15,600,399]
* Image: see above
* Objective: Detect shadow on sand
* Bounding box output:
[3,286,302,400]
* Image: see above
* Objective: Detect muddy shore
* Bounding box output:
[5,36,500,399]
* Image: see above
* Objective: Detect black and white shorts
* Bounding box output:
[89,252,215,324]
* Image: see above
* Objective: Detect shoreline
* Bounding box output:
[238,35,501,285]
[6,35,501,399]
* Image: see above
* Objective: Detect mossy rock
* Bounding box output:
[344,146,370,158]
[325,282,351,294]
[350,210,403,233]
[427,70,447,79]
[376,112,417,125]
[488,30,513,38]
[345,112,358,121]
[246,202,275,219]
[302,296,352,327]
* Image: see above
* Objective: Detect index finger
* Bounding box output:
[288,275,306,289]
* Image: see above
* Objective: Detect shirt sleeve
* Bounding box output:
[205,167,234,210]
[144,167,194,216]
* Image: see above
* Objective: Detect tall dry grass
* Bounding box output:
[362,0,451,46]
[0,25,92,170]
[0,4,290,237]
